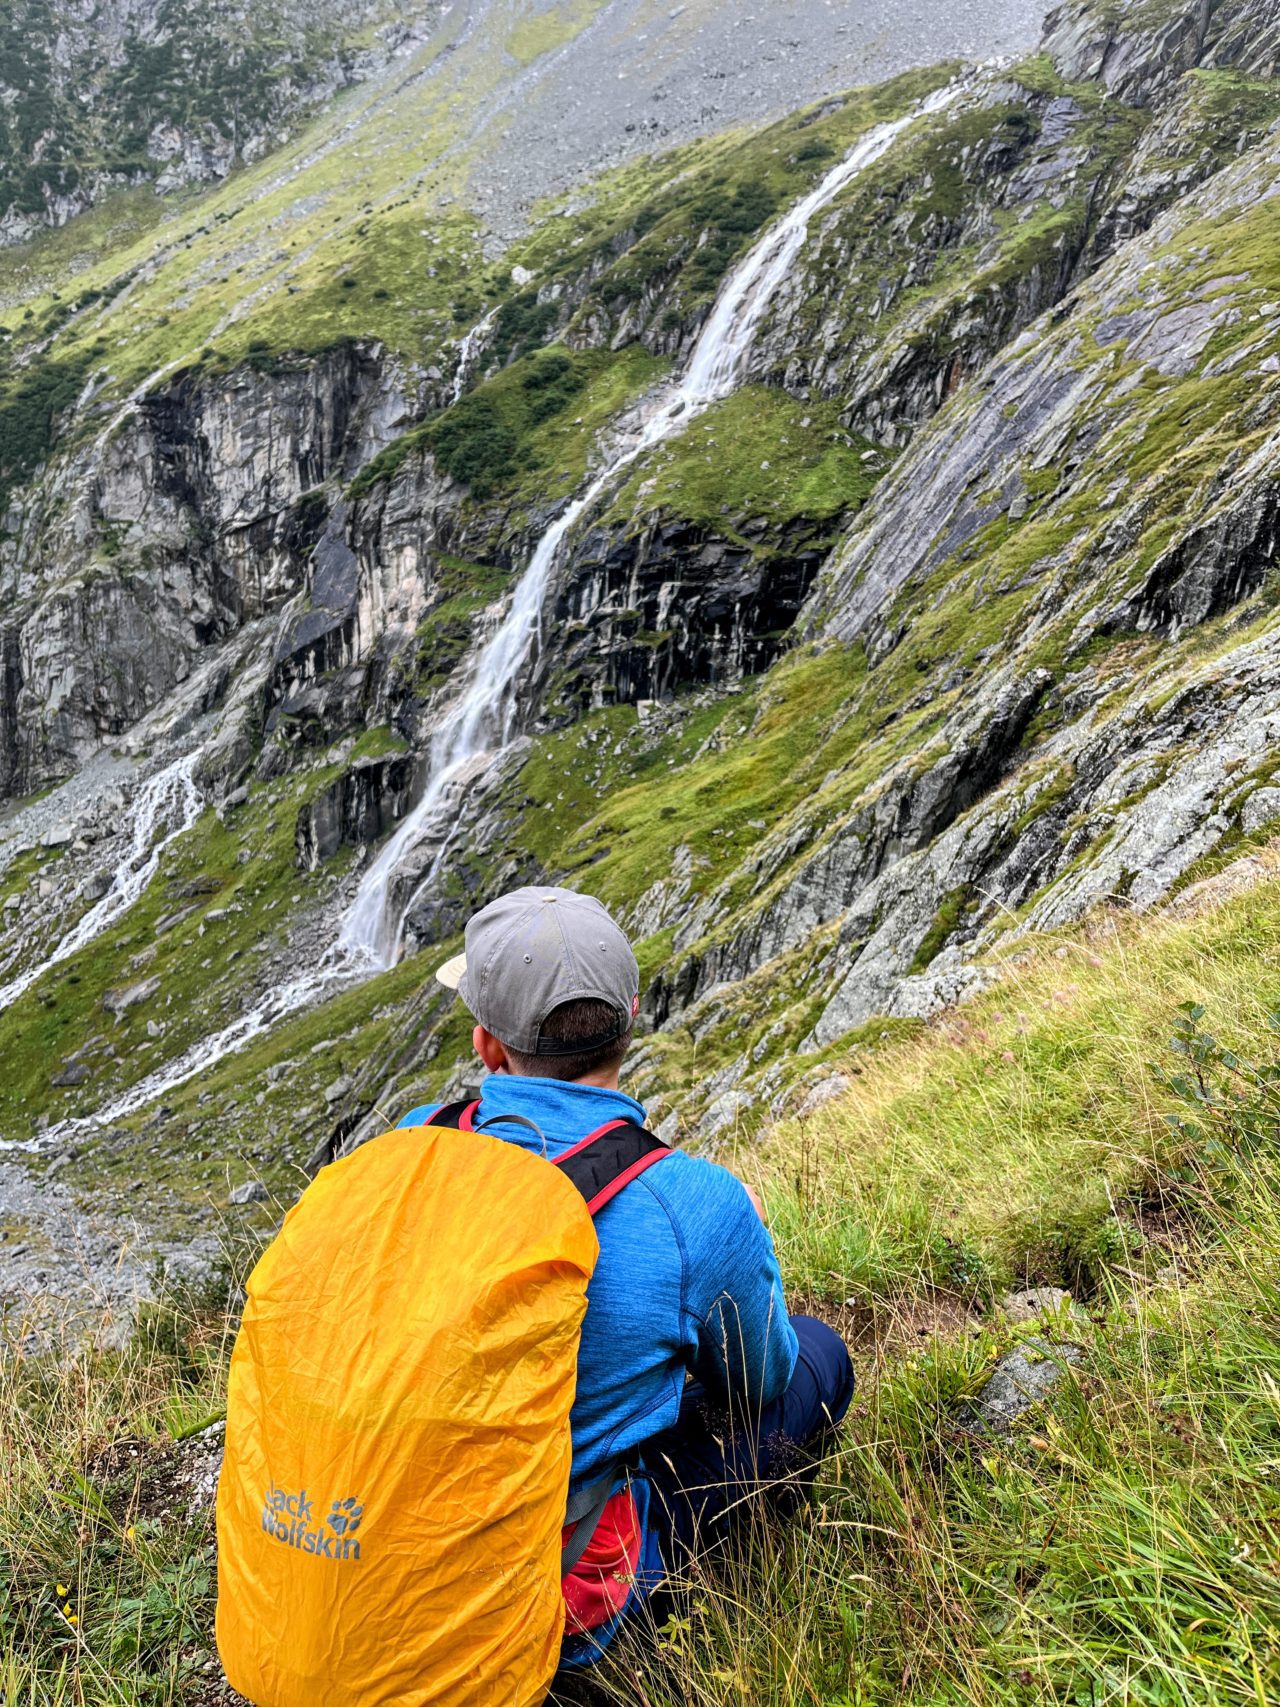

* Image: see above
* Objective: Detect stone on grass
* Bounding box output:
[154,903,200,936]
[961,1336,1084,1433]
[324,1074,354,1105]
[229,1180,269,1206]
[654,1111,680,1145]
[176,1420,225,1517]
[703,1088,751,1134]
[50,1062,92,1088]
[1001,1286,1087,1325]
[41,824,74,849]
[796,1074,854,1118]
[103,974,161,1018]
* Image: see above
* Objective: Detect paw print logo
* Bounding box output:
[327,1497,364,1537]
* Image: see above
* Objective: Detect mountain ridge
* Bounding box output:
[0,0,1276,1323]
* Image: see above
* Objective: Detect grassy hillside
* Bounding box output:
[4,6,1280,1695]
[5,861,1280,1702]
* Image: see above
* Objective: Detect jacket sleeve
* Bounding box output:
[680,1159,799,1411]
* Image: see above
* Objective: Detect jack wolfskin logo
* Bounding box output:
[261,1485,363,1561]
[327,1498,363,1537]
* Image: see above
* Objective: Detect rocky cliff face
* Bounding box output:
[624,79,1280,1130]
[0,0,1276,1298]
[0,0,438,243]
[747,0,1280,445]
[0,343,416,796]
[1044,0,1280,99]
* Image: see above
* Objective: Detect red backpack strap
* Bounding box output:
[424,1099,480,1131]
[555,1121,671,1217]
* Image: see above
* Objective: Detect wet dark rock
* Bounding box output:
[549,513,831,710]
[1109,476,1280,638]
[295,751,419,870]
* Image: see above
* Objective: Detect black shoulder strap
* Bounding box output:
[424,1099,479,1129]
[555,1120,671,1218]
[424,1105,670,1215]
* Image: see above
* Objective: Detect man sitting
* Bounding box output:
[399,885,854,1680]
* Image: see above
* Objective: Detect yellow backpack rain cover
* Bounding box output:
[216,1122,599,1707]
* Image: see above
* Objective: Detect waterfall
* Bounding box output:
[450,306,499,404]
[343,84,960,970]
[64,87,959,1128]
[0,752,203,1015]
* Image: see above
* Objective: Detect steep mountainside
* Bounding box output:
[0,0,440,244]
[0,0,1278,1322]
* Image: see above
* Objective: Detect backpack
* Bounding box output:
[216,1099,671,1707]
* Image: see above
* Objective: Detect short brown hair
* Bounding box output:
[504,998,633,1084]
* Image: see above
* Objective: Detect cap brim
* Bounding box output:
[435,952,467,991]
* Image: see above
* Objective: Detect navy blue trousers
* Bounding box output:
[551,1318,853,1700]
[641,1314,855,1563]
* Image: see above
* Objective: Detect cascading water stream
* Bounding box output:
[0,752,203,1016]
[68,85,960,1129]
[450,306,499,405]
[342,83,961,970]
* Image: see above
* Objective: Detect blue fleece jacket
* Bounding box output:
[398,1072,798,1659]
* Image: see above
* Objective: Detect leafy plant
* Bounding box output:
[1152,1000,1280,1168]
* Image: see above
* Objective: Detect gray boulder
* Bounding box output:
[228,1180,269,1206]
[49,1062,92,1088]
[962,1337,1084,1433]
[102,975,161,1018]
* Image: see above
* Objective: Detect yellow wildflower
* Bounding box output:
[56,1584,68,1599]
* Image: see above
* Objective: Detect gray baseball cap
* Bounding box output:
[435,886,640,1056]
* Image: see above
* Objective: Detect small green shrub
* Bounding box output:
[0,347,96,513]
[692,181,779,235]
[426,395,520,499]
[492,289,557,362]
[1154,1000,1280,1175]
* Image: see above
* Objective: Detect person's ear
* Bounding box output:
[474,1024,511,1074]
